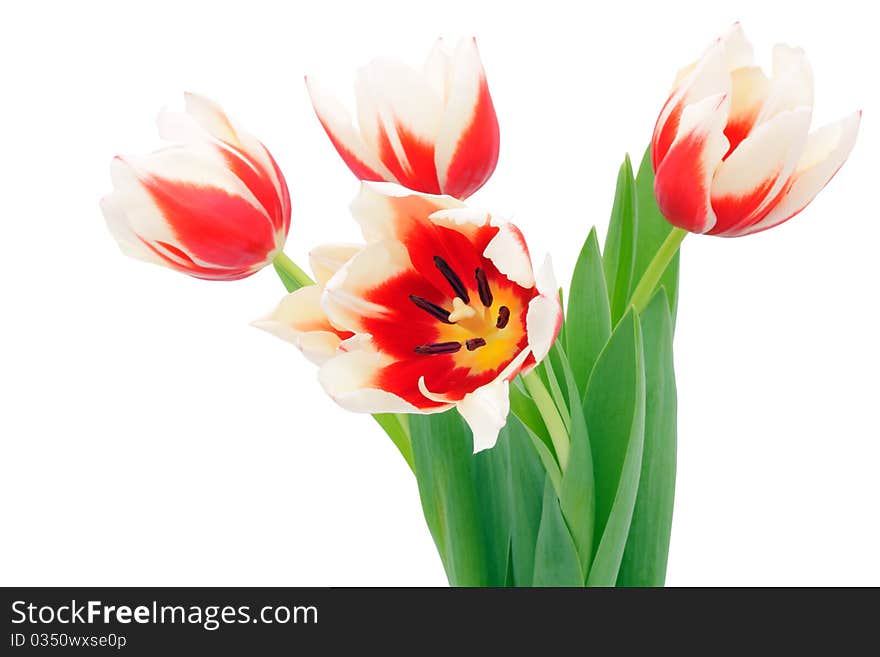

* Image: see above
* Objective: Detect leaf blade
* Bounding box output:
[617,288,677,587]
[583,312,647,586]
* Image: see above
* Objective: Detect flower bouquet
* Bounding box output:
[101,25,859,586]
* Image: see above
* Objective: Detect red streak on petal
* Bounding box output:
[652,98,683,170]
[140,238,256,280]
[709,170,780,235]
[143,177,276,270]
[653,131,714,233]
[376,121,441,194]
[722,113,759,161]
[315,116,390,183]
[441,78,500,199]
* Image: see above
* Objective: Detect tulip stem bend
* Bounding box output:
[522,369,570,470]
[273,252,314,290]
[628,227,687,313]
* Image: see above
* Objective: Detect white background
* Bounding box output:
[2,0,877,586]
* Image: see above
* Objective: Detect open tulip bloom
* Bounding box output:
[102,26,859,586]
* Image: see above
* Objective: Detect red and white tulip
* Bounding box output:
[257,183,561,451]
[651,24,860,237]
[101,93,291,280]
[306,38,500,200]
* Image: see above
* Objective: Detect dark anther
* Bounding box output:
[433,256,470,303]
[465,337,487,351]
[409,294,453,324]
[496,306,510,329]
[475,267,493,307]
[414,341,462,355]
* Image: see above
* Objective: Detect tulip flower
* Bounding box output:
[306,38,499,200]
[257,183,561,451]
[252,244,359,364]
[101,93,291,280]
[651,24,860,237]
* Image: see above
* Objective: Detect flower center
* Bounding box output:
[409,257,517,371]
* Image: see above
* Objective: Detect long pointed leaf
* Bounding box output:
[557,346,596,577]
[584,312,647,586]
[533,479,584,586]
[410,412,487,586]
[617,288,677,586]
[567,228,612,396]
[603,155,638,324]
[504,415,547,586]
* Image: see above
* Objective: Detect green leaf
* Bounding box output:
[273,261,304,293]
[473,450,511,586]
[617,289,677,586]
[503,415,547,586]
[509,381,551,450]
[603,155,638,324]
[633,146,680,324]
[567,228,612,396]
[556,346,596,577]
[371,413,414,472]
[410,411,488,586]
[532,479,584,586]
[583,311,646,586]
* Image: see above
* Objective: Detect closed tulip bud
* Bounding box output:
[306,38,500,200]
[101,93,291,280]
[651,24,859,237]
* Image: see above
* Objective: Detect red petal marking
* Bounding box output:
[376,121,441,194]
[708,170,781,235]
[441,77,500,199]
[362,241,535,405]
[374,356,458,410]
[140,238,256,280]
[652,97,683,170]
[217,145,285,233]
[143,177,276,270]
[653,131,715,233]
[362,270,447,360]
[722,112,759,160]
[315,116,390,183]
[266,146,292,236]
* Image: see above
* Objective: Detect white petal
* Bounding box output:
[741,111,861,235]
[308,243,363,286]
[321,239,411,333]
[719,23,754,72]
[164,93,284,200]
[318,350,427,414]
[655,38,731,148]
[756,45,813,124]
[350,181,462,243]
[428,207,490,227]
[99,191,165,266]
[710,107,811,233]
[456,378,510,453]
[251,286,342,365]
[305,77,397,182]
[526,256,562,364]
[355,58,443,174]
[483,223,535,288]
[434,38,487,192]
[654,93,731,234]
[423,38,453,102]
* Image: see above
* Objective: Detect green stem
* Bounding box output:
[522,369,570,470]
[628,227,687,313]
[273,251,314,290]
